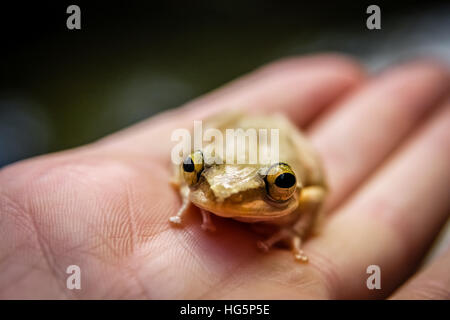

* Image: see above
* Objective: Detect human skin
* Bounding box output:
[0,54,449,299]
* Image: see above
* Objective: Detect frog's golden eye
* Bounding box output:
[182,150,204,185]
[265,163,297,201]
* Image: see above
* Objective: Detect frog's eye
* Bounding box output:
[182,150,204,185]
[265,163,297,201]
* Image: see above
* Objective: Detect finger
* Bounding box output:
[97,54,364,156]
[309,61,449,212]
[390,246,450,299]
[306,101,450,299]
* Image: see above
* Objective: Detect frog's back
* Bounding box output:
[204,112,326,188]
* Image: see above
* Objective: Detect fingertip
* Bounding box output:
[260,53,366,86]
[376,58,449,88]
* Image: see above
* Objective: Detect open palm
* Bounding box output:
[0,55,449,299]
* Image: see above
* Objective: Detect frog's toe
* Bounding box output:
[169,216,182,224]
[201,222,216,232]
[294,250,309,263]
[256,240,271,252]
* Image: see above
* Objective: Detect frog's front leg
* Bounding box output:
[200,209,216,232]
[169,185,191,224]
[169,184,217,231]
[257,186,326,262]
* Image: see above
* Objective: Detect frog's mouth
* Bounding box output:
[188,182,299,219]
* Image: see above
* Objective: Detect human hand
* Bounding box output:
[0,55,448,299]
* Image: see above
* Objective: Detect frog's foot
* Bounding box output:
[256,228,308,263]
[291,235,308,262]
[200,209,216,232]
[169,216,182,224]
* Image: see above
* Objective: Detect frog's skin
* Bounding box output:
[169,112,327,262]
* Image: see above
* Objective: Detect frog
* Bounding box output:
[169,112,327,262]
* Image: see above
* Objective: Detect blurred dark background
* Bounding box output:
[1,1,449,167]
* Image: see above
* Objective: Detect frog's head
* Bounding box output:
[181,151,301,219]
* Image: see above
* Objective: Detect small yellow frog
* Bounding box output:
[169,112,327,262]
